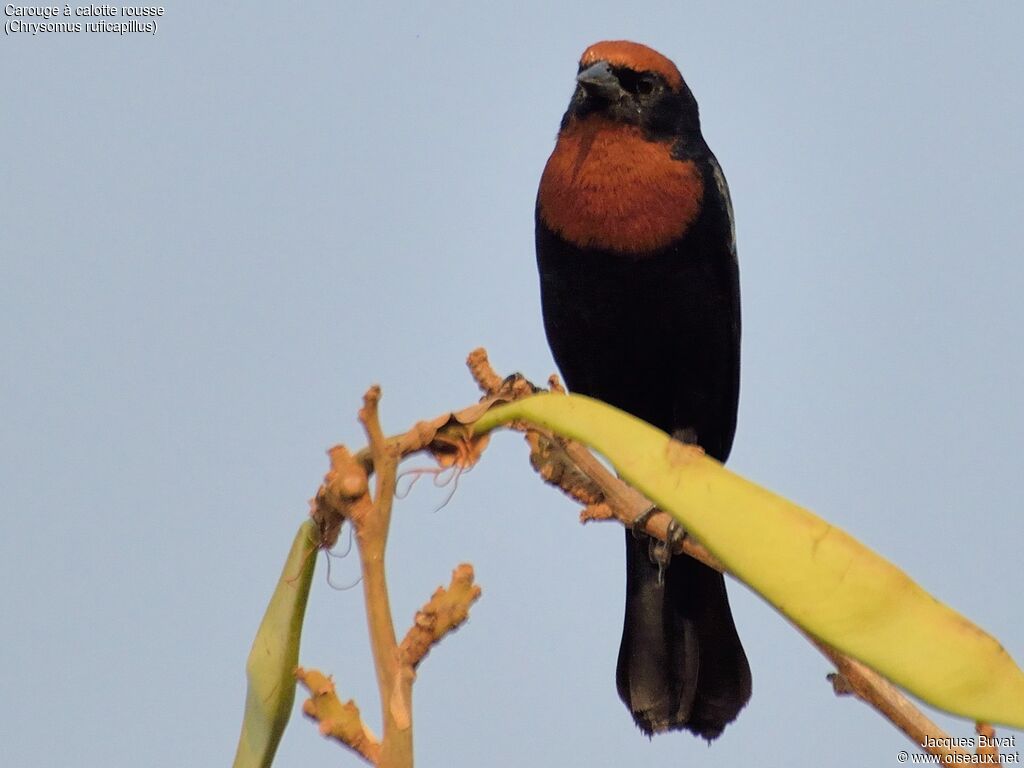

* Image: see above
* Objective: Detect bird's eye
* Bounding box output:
[616,69,657,97]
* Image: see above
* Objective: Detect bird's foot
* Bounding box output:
[648,520,687,585]
[499,372,543,395]
[632,506,688,583]
[631,505,658,539]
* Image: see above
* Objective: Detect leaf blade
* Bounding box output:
[476,393,1024,728]
[232,521,318,768]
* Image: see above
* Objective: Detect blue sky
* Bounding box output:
[2,2,1022,766]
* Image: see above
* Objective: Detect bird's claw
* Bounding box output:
[648,519,687,585]
[666,518,687,549]
[633,506,689,583]
[631,505,658,539]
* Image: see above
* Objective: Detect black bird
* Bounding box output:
[535,40,751,739]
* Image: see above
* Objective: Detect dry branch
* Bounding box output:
[305,386,488,768]
[305,348,999,765]
[296,667,381,764]
[400,564,482,669]
[819,642,971,762]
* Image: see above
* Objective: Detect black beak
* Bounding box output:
[576,61,622,101]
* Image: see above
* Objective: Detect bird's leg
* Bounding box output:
[649,521,687,585]
[638,427,701,581]
[632,504,689,584]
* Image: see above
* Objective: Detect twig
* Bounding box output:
[306,387,488,767]
[400,564,482,669]
[356,387,413,768]
[297,667,381,765]
[976,722,1000,762]
[818,641,971,762]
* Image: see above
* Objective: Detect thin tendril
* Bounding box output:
[395,467,431,499]
[323,522,354,560]
[324,547,363,591]
[432,464,471,512]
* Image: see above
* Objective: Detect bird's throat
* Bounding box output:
[538,116,704,255]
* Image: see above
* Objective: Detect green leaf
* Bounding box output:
[232,521,318,768]
[475,393,1024,728]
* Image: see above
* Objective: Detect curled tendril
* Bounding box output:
[395,463,472,512]
[323,521,354,559]
[323,525,362,590]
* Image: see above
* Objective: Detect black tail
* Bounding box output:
[616,531,751,739]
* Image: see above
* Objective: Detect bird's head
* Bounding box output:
[564,41,700,138]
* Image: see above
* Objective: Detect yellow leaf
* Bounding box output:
[475,393,1024,728]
